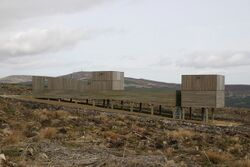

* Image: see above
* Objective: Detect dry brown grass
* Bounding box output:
[164,147,174,157]
[167,129,195,139]
[53,110,70,119]
[103,131,120,140]
[3,131,24,145]
[206,150,231,164]
[39,127,57,139]
[232,159,250,167]
[33,109,70,122]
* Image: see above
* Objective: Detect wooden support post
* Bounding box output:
[103,99,106,107]
[159,105,162,115]
[189,107,192,119]
[150,104,154,115]
[211,108,215,122]
[92,100,95,107]
[182,108,185,120]
[110,100,113,109]
[86,99,89,105]
[130,103,134,112]
[205,108,209,122]
[178,107,182,119]
[107,99,110,108]
[70,98,72,102]
[121,100,124,110]
[172,107,176,119]
[202,108,205,121]
[202,108,208,123]
[139,103,142,112]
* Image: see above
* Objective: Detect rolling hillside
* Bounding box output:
[0,72,249,91]
[0,72,180,89]
[0,72,250,108]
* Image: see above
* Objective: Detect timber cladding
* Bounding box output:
[181,75,225,91]
[32,71,124,94]
[181,91,224,108]
[181,75,225,108]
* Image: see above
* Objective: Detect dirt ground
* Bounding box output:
[0,96,250,167]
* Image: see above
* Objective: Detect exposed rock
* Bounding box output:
[39,153,48,160]
[0,153,6,162]
[27,147,34,157]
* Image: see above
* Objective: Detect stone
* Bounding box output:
[39,153,48,160]
[0,154,6,166]
[27,148,34,157]
[0,154,6,161]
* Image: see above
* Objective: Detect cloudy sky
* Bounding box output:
[1,0,250,84]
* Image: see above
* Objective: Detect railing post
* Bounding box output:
[172,107,176,119]
[159,105,162,115]
[182,108,185,120]
[211,108,215,122]
[150,104,154,115]
[110,100,114,109]
[121,100,124,110]
[139,103,142,112]
[189,107,192,119]
[130,102,134,112]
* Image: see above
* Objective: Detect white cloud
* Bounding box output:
[0,28,90,59]
[0,0,113,27]
[178,51,250,68]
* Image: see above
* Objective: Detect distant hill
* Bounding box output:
[125,77,180,89]
[1,72,250,108]
[0,71,249,91]
[0,72,180,89]
[0,75,32,84]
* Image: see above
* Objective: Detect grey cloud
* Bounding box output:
[0,28,89,59]
[0,0,112,26]
[178,51,250,68]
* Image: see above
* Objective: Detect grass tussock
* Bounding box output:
[232,159,250,167]
[103,131,120,140]
[39,127,57,139]
[206,150,231,164]
[167,129,195,139]
[33,109,70,121]
[4,131,23,145]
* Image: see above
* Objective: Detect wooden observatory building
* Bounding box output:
[181,75,225,108]
[32,71,124,95]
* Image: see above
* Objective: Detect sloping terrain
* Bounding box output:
[0,96,250,167]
